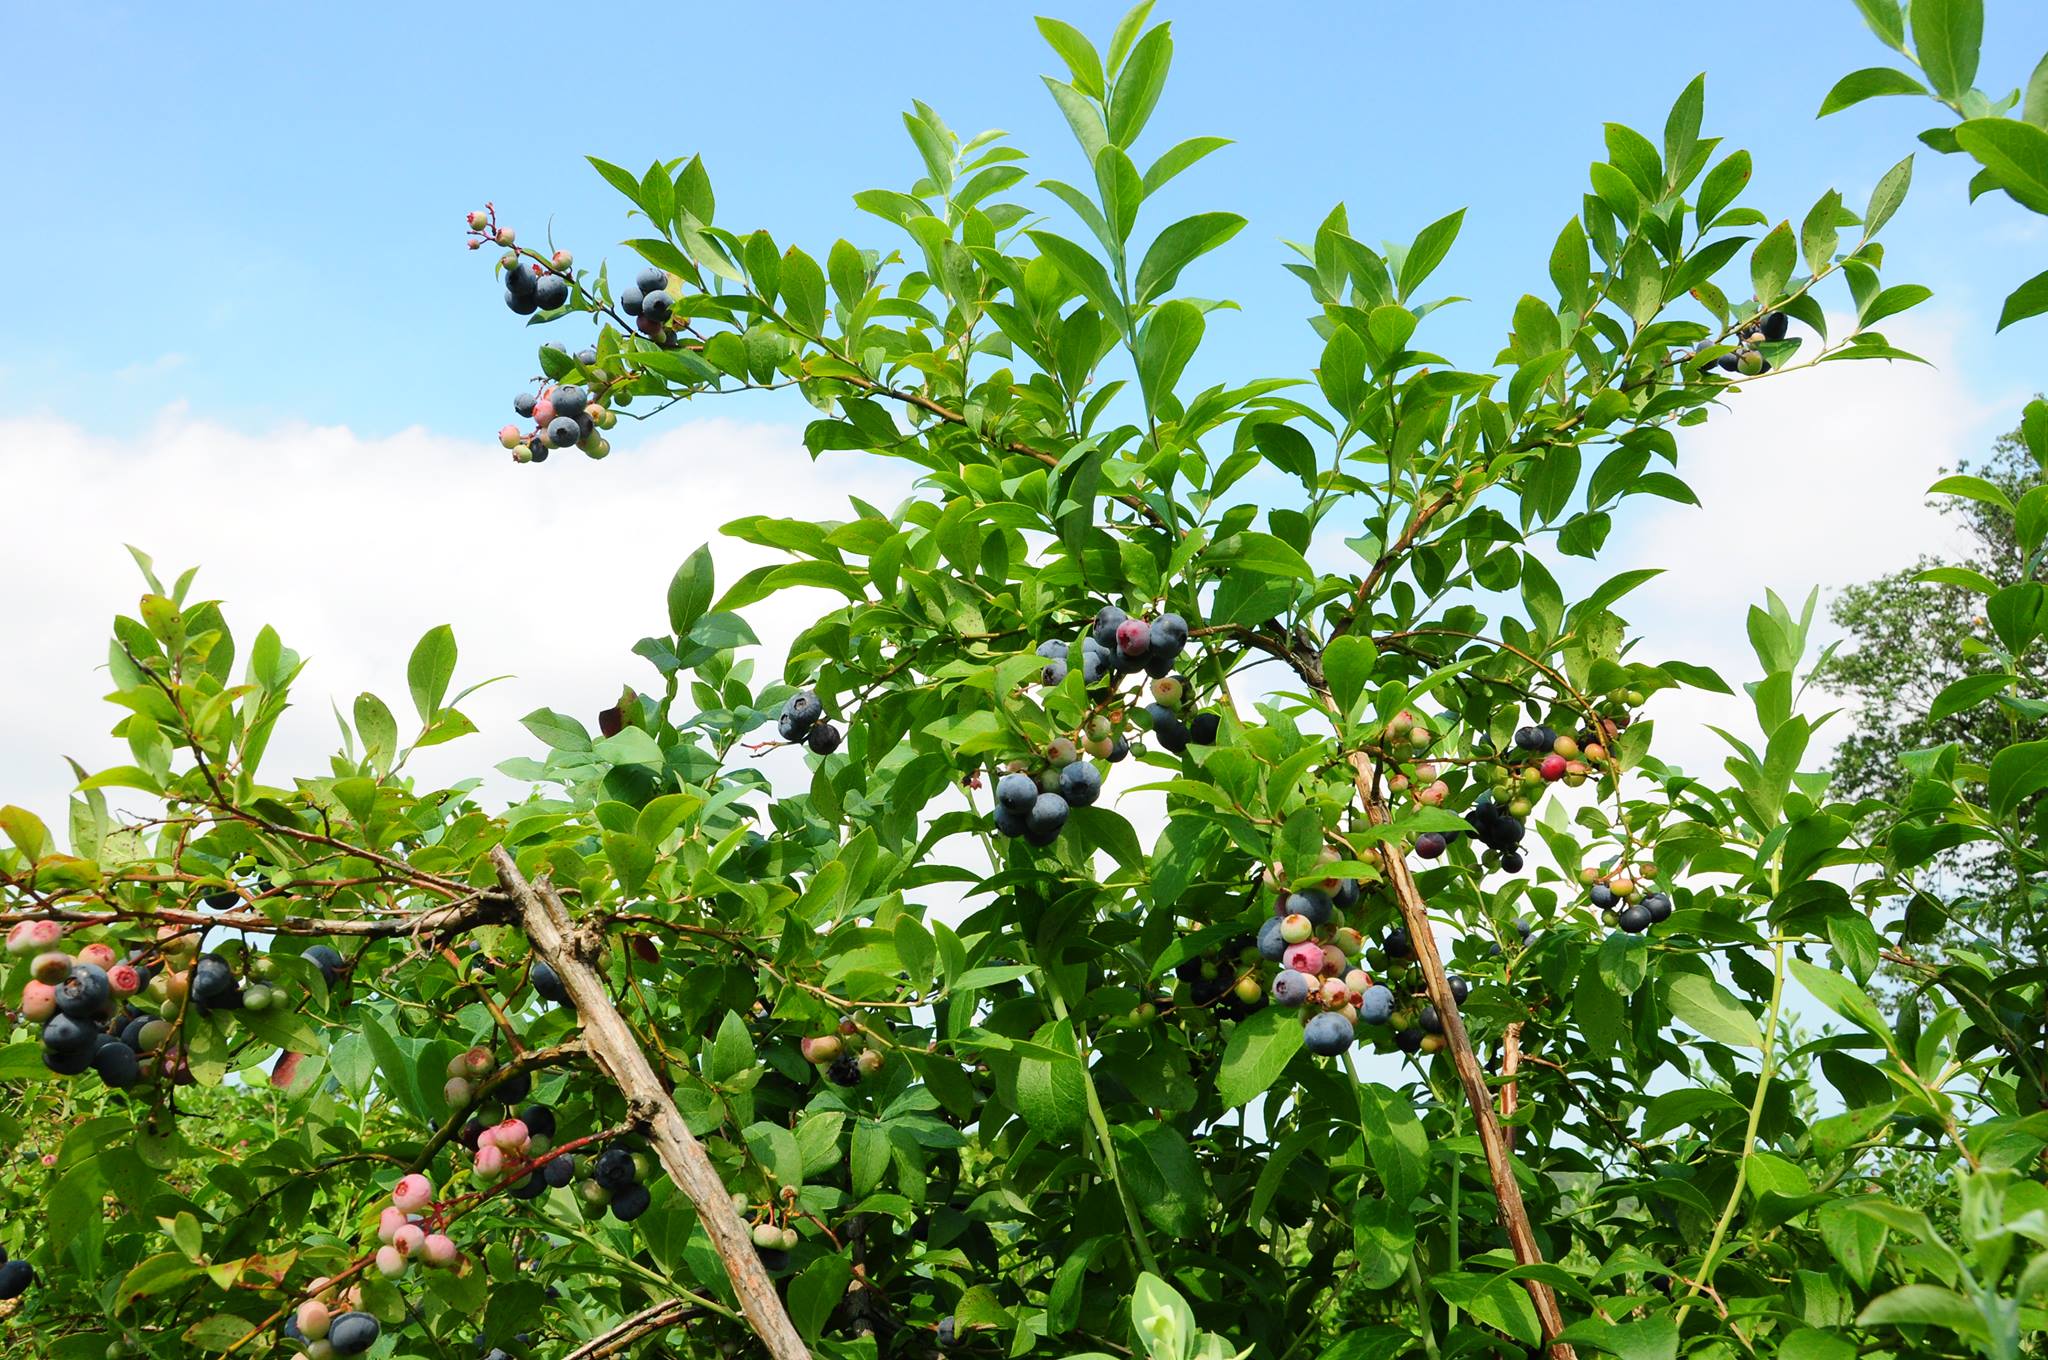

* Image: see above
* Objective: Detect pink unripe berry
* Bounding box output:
[1416,779,1449,806]
[474,1144,505,1180]
[494,227,516,246]
[467,210,489,232]
[801,1034,843,1064]
[392,1173,433,1212]
[498,424,523,450]
[551,249,572,268]
[1115,618,1152,657]
[422,1233,459,1268]
[23,920,63,951]
[40,1154,55,1168]
[21,980,56,1021]
[78,942,118,969]
[1281,941,1325,975]
[5,921,35,955]
[1539,754,1568,782]
[1344,968,1372,993]
[1320,944,1348,976]
[462,1046,495,1077]
[107,964,142,996]
[31,952,73,985]
[377,1206,406,1244]
[1320,978,1349,1007]
[375,1245,407,1279]
[392,1223,425,1257]
[494,1119,529,1152]
[444,1076,474,1108]
[531,398,556,425]
[1278,913,1314,945]
[297,1301,332,1340]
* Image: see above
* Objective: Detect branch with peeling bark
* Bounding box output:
[1336,735,1576,1360]
[490,845,811,1360]
[560,1297,701,1360]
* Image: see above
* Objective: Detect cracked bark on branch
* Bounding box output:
[490,846,809,1360]
[1343,756,1575,1359]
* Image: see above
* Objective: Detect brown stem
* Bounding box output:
[561,1299,701,1360]
[1343,753,1575,1358]
[489,846,810,1360]
[1501,1021,1522,1154]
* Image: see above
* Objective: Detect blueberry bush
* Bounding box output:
[5,4,2047,1359]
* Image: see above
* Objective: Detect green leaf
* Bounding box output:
[787,1253,853,1342]
[405,625,457,723]
[1865,154,1915,237]
[1106,22,1172,147]
[1857,1283,1987,1342]
[1788,958,1890,1034]
[1114,1121,1203,1236]
[1134,212,1246,304]
[1853,0,1908,49]
[1398,208,1465,300]
[1322,636,1377,717]
[1988,739,2048,818]
[1908,0,1982,101]
[1214,1006,1304,1108]
[1663,971,1761,1049]
[1036,17,1105,98]
[1136,299,1205,406]
[1205,531,1315,582]
[1929,671,2012,720]
[1817,66,1929,115]
[1750,220,1796,306]
[1997,267,2048,330]
[1028,229,1128,335]
[1927,473,2014,512]
[667,545,715,637]
[1954,117,2048,215]
[1556,1315,1677,1360]
[1015,1020,1087,1140]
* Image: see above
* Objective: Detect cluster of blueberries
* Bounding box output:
[505,378,612,464]
[802,1026,885,1087]
[1679,310,1788,377]
[1592,881,1673,934]
[499,243,578,317]
[776,690,842,755]
[1254,879,1380,1056]
[32,958,151,1086]
[994,605,1220,846]
[617,266,678,336]
[284,1306,381,1356]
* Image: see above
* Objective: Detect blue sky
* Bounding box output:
[7,2,2046,438]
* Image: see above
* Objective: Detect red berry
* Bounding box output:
[1539,754,1568,782]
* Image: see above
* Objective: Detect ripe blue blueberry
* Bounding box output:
[93,1041,140,1088]
[1027,792,1070,840]
[1619,903,1652,933]
[534,274,569,310]
[505,287,539,316]
[1058,761,1101,808]
[543,1154,577,1188]
[1080,648,1112,685]
[1448,975,1469,1004]
[1588,885,1617,909]
[513,392,537,417]
[552,385,587,416]
[611,1181,652,1221]
[504,264,537,298]
[190,955,240,1010]
[806,721,842,755]
[642,290,674,322]
[532,960,572,1007]
[547,416,581,448]
[328,1312,381,1357]
[1187,712,1219,745]
[1415,831,1447,859]
[1385,928,1412,959]
[56,963,112,1019]
[992,803,1027,837]
[1107,735,1129,762]
[1256,916,1288,962]
[1149,613,1189,655]
[1146,704,1189,754]
[1035,639,1067,659]
[1285,890,1332,927]
[1358,984,1394,1024]
[1041,659,1069,686]
[1090,606,1128,651]
[1419,1004,1443,1035]
[1302,1010,1354,1056]
[620,285,643,316]
[996,773,1039,815]
[575,347,599,366]
[1271,970,1312,1006]
[1332,878,1360,910]
[594,1147,639,1190]
[635,267,668,295]
[0,1259,34,1299]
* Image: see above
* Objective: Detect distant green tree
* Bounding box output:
[1817,422,2045,805]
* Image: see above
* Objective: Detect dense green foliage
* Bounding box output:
[3,5,2047,1360]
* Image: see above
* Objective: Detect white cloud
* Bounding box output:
[0,409,921,829]
[1588,310,1995,776]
